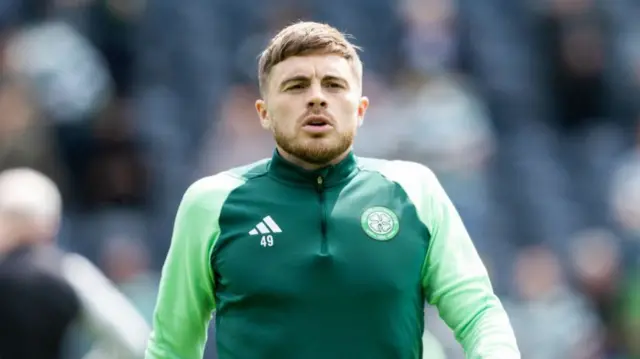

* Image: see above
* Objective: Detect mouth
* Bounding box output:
[302,115,333,133]
[303,115,332,127]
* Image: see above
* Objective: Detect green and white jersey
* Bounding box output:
[146,150,520,359]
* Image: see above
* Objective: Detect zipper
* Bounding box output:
[316,175,328,254]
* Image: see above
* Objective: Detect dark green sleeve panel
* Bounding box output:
[367,159,520,358]
[145,172,246,359]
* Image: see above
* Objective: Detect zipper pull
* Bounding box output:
[316,176,324,191]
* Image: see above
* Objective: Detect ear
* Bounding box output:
[357,96,369,127]
[255,99,271,130]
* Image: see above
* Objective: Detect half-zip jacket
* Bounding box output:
[316,175,328,255]
[146,150,521,359]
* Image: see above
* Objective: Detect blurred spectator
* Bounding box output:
[0,167,79,359]
[0,168,149,359]
[568,228,633,358]
[537,0,609,133]
[504,245,602,359]
[100,236,158,325]
[399,0,459,75]
[611,126,640,240]
[5,20,112,124]
[0,73,63,182]
[608,129,640,358]
[521,0,629,249]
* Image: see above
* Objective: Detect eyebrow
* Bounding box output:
[323,75,348,84]
[278,74,348,90]
[279,75,309,89]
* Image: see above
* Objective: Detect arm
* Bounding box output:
[420,168,520,358]
[145,177,224,359]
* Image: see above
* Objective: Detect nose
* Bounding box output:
[307,86,327,109]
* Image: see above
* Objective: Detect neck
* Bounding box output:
[276,146,351,170]
[0,230,27,254]
[0,237,16,254]
[0,217,50,253]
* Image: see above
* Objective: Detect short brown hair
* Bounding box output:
[257,21,363,96]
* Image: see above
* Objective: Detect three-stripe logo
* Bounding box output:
[248,215,281,247]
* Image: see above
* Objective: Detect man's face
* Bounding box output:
[256,54,369,166]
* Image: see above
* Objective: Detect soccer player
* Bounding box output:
[146,21,520,359]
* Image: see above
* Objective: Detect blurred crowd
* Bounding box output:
[0,0,639,358]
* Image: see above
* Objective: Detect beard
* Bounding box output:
[273,124,354,166]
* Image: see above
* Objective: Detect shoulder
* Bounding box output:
[181,159,270,215]
[183,164,265,210]
[357,157,439,186]
[183,174,243,207]
[356,157,448,209]
[226,157,271,179]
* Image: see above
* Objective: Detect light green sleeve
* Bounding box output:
[419,165,519,358]
[145,173,245,359]
[375,160,520,359]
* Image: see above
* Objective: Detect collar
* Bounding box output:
[267,149,359,188]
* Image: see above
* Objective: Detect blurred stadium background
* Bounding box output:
[0,0,639,358]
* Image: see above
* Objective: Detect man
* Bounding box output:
[0,168,150,359]
[146,21,520,359]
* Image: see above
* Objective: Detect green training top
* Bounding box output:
[145,150,520,359]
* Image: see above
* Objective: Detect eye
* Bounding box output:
[286,83,305,91]
[327,82,344,89]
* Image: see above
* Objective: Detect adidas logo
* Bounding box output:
[248,216,282,235]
